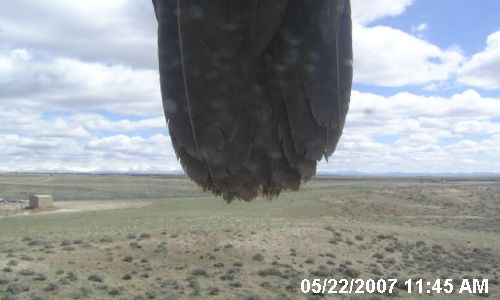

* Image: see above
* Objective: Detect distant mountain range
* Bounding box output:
[1,170,499,178]
[316,170,500,177]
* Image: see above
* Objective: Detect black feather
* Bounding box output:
[153,0,352,201]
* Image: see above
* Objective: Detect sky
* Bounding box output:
[1,0,499,174]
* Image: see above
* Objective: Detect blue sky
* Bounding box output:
[372,0,500,53]
[1,0,499,174]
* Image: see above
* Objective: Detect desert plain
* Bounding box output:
[0,174,498,299]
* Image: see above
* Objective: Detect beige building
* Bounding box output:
[29,195,53,209]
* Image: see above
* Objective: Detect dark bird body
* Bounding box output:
[152,0,353,201]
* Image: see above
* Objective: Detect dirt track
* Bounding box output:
[1,200,154,217]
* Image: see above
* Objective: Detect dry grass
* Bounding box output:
[0,174,498,299]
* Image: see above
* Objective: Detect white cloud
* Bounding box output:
[0,0,157,69]
[0,106,171,174]
[69,114,165,132]
[347,89,500,135]
[0,133,178,173]
[1,1,499,174]
[0,48,162,115]
[0,110,166,140]
[317,89,500,173]
[411,23,429,38]
[458,31,500,89]
[0,2,173,174]
[351,0,414,24]
[413,23,429,33]
[353,25,465,86]
[446,135,500,161]
[0,108,91,139]
[452,120,500,136]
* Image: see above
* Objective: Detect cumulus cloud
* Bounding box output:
[447,135,500,156]
[347,89,500,137]
[69,114,165,132]
[0,133,178,173]
[458,31,500,89]
[317,89,500,173]
[0,110,165,138]
[0,48,162,115]
[353,25,464,86]
[0,0,157,69]
[350,0,465,87]
[0,107,170,173]
[351,0,414,25]
[0,2,172,173]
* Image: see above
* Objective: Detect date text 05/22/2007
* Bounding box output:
[300,278,489,295]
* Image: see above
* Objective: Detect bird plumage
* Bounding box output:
[153,0,353,201]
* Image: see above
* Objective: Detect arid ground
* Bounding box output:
[0,174,499,299]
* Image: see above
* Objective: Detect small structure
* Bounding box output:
[29,195,53,209]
